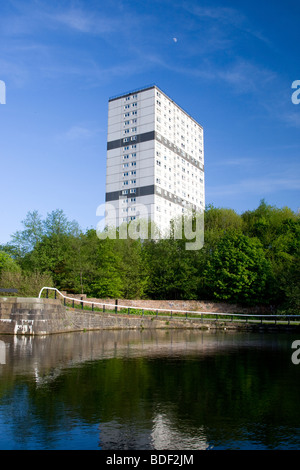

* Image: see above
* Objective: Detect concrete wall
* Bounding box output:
[1,297,297,336]
[0,297,214,336]
[60,294,274,315]
[0,297,68,335]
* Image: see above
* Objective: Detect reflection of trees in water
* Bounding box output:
[0,331,299,449]
[0,330,251,380]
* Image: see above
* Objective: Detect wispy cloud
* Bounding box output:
[259,85,300,130]
[185,3,270,45]
[215,157,257,166]
[1,1,121,36]
[0,1,153,86]
[152,55,276,95]
[0,58,29,86]
[215,60,275,93]
[278,110,300,129]
[58,124,103,141]
[47,8,120,34]
[209,168,300,198]
[65,126,94,140]
[189,5,245,25]
[0,0,294,128]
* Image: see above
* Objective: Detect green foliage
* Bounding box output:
[88,237,124,298]
[205,204,243,233]
[0,251,20,275]
[143,238,198,299]
[242,199,300,307]
[242,199,297,250]
[0,270,53,297]
[10,210,44,257]
[203,232,271,305]
[10,209,80,258]
[115,238,148,299]
[4,202,299,311]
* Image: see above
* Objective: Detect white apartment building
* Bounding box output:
[105,85,205,236]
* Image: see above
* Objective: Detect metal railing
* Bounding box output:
[0,288,18,294]
[38,287,300,326]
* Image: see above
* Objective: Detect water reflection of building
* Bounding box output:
[0,340,5,364]
[98,413,208,450]
[151,413,208,450]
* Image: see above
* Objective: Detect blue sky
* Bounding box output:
[0,0,299,244]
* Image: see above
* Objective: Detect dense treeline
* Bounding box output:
[0,201,299,312]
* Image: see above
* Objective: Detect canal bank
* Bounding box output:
[0,297,299,335]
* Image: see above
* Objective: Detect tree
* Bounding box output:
[143,238,198,300]
[0,251,20,276]
[203,232,271,305]
[22,233,76,290]
[44,209,80,237]
[242,200,300,307]
[10,210,44,257]
[0,270,53,297]
[274,220,300,311]
[241,199,297,249]
[9,209,80,260]
[89,236,124,298]
[4,202,298,309]
[282,251,300,312]
[205,205,243,233]
[115,238,148,299]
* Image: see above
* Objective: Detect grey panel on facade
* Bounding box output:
[107,131,155,151]
[106,185,155,201]
[107,131,204,173]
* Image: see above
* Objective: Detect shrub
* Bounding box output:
[0,271,53,297]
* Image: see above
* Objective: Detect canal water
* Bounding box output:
[0,329,299,450]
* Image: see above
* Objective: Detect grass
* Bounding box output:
[39,293,300,326]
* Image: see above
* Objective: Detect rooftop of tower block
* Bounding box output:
[108,84,203,129]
